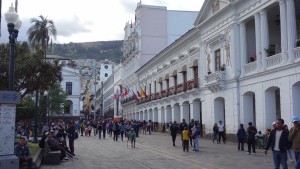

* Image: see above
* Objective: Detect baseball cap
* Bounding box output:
[292,116,300,123]
[45,132,49,135]
[272,122,276,125]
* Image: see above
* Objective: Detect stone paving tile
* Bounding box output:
[40,132,296,169]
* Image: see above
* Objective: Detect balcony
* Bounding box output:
[292,46,300,60]
[176,83,186,93]
[161,89,169,98]
[186,79,199,90]
[205,71,226,92]
[169,86,176,95]
[266,53,282,68]
[244,61,257,74]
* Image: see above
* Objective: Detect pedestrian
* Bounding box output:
[246,122,257,155]
[97,121,103,139]
[218,120,226,144]
[66,121,76,155]
[15,137,33,169]
[283,124,294,163]
[255,131,265,149]
[128,128,136,148]
[289,116,300,168]
[87,123,92,136]
[189,119,195,146]
[148,120,152,135]
[120,122,126,141]
[182,127,190,152]
[192,121,200,152]
[113,121,120,141]
[213,123,219,144]
[236,123,246,151]
[265,118,290,169]
[93,121,97,136]
[102,120,106,139]
[170,121,179,146]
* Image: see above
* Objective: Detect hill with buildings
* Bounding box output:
[48,40,123,63]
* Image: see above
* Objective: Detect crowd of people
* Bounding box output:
[14,115,300,169]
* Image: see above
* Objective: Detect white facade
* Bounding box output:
[119,0,300,137]
[99,61,113,83]
[60,67,81,117]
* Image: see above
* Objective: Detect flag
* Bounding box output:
[132,90,138,101]
[140,85,147,97]
[136,87,141,97]
[125,88,128,96]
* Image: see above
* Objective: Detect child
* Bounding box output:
[128,128,136,148]
[182,127,190,152]
[255,131,265,149]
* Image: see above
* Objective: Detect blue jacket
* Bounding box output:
[237,128,246,140]
[15,144,30,159]
[265,129,291,152]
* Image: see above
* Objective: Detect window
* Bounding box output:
[215,49,221,71]
[104,65,108,69]
[105,73,108,77]
[66,82,72,95]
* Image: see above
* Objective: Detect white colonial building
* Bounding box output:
[118,0,300,137]
[60,67,81,117]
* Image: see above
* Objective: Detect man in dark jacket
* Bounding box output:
[246,122,257,155]
[66,121,76,155]
[265,118,290,169]
[170,121,179,146]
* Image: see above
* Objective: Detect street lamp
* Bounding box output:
[5,4,22,91]
[44,90,49,123]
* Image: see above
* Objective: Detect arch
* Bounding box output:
[160,106,165,123]
[265,86,281,129]
[164,74,169,80]
[154,107,158,122]
[292,81,300,117]
[166,105,172,123]
[148,109,153,121]
[192,98,202,124]
[179,65,187,73]
[242,91,256,126]
[173,103,180,123]
[181,101,190,123]
[214,97,225,126]
[189,59,199,68]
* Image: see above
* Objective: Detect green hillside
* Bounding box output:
[47,40,123,63]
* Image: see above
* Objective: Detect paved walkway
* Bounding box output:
[40,132,295,169]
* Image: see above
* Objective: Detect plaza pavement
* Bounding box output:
[40,131,295,169]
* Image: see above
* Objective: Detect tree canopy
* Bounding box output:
[0,42,62,98]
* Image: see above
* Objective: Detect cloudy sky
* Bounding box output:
[0,0,204,44]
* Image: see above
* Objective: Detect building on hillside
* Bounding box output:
[114,2,199,117]
[119,0,300,139]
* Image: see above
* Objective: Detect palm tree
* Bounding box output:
[27,15,57,58]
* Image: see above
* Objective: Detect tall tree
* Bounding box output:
[27,15,57,58]
[47,83,68,116]
[0,42,62,97]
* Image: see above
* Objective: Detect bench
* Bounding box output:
[42,141,61,165]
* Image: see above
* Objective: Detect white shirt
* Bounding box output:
[217,123,224,132]
[274,130,283,151]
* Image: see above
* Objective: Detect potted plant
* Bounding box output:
[220,64,226,71]
[264,47,272,56]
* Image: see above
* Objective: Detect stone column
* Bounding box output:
[254,13,262,70]
[260,9,269,70]
[279,0,288,63]
[286,0,297,62]
[231,21,240,77]
[239,21,247,76]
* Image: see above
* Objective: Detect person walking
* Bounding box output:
[218,120,226,144]
[170,121,179,146]
[102,120,106,139]
[213,123,219,144]
[97,121,103,139]
[113,121,120,141]
[66,121,76,155]
[236,123,246,151]
[120,122,126,141]
[289,116,300,168]
[246,122,257,155]
[265,118,290,169]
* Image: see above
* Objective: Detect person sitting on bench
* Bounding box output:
[45,132,69,161]
[15,137,33,169]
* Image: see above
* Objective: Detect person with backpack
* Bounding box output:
[128,128,136,148]
[191,121,200,152]
[112,121,120,141]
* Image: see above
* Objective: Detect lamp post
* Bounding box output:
[44,90,49,123]
[33,90,39,143]
[5,4,22,91]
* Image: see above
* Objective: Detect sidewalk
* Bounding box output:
[40,131,295,169]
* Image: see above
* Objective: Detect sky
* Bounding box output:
[0,0,204,44]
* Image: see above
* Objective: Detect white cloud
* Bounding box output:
[0,0,204,44]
